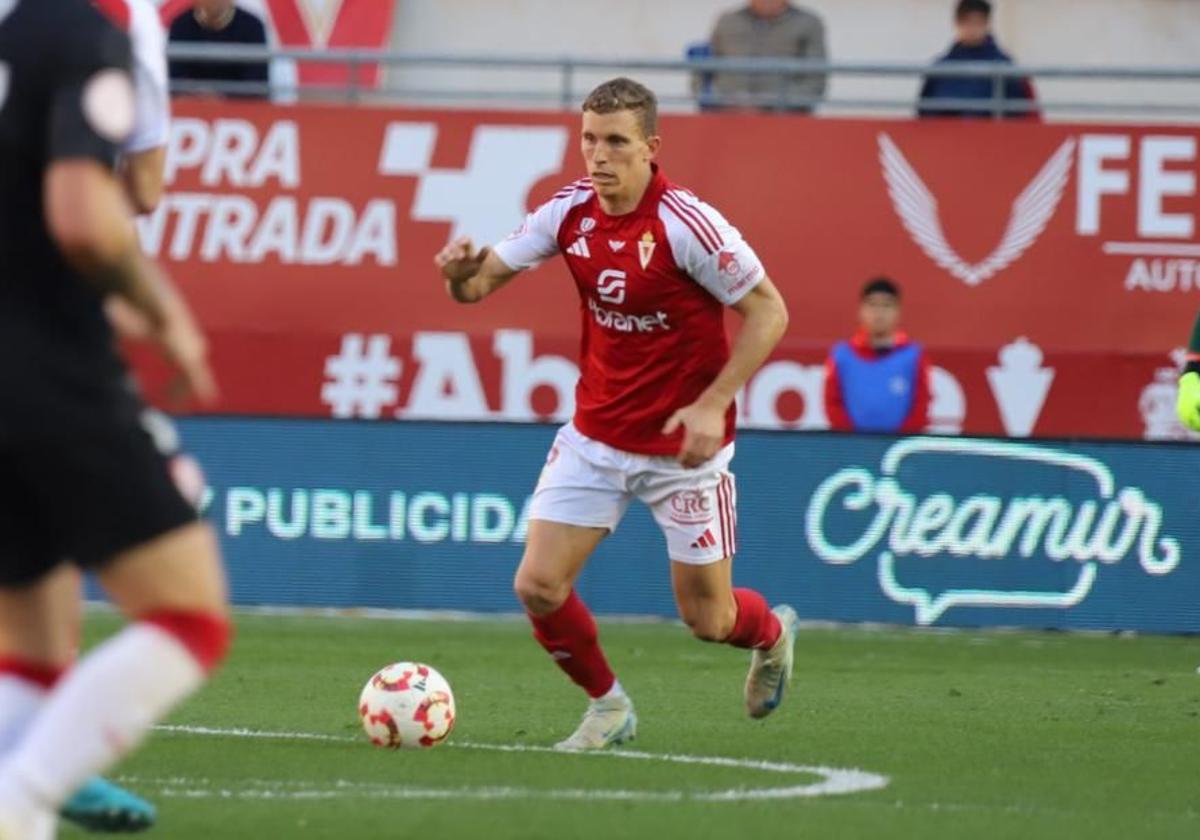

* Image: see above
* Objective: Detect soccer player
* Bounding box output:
[0,2,231,838]
[1176,313,1200,431]
[33,0,184,831]
[435,77,797,750]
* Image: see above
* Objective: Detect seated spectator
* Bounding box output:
[824,278,931,434]
[917,0,1037,119]
[169,0,269,98]
[706,0,827,113]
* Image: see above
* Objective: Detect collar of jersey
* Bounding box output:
[594,164,668,221]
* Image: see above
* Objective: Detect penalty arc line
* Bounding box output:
[154,723,890,801]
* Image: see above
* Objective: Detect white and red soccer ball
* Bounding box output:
[358,662,456,750]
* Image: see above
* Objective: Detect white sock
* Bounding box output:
[599,680,626,702]
[0,623,204,812]
[0,677,46,755]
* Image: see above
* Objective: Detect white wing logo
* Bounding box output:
[878,133,1075,287]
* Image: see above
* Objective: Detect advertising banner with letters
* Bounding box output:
[171,418,1198,632]
[133,98,1200,440]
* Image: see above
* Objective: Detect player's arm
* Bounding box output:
[434,236,521,304]
[664,277,789,467]
[45,161,215,402]
[121,146,166,214]
[1177,311,1200,431]
[435,191,571,303]
[44,28,215,403]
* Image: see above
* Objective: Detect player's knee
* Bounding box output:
[140,610,233,674]
[513,568,569,616]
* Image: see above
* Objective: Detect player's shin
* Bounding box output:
[0,660,62,755]
[528,590,618,698]
[724,588,782,650]
[0,612,229,812]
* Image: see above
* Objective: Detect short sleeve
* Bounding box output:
[123,0,170,153]
[49,26,135,166]
[492,185,589,271]
[660,191,766,306]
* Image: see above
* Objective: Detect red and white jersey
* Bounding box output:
[493,166,766,456]
[92,0,170,154]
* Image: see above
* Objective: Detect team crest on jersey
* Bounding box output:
[638,232,656,270]
[718,249,741,277]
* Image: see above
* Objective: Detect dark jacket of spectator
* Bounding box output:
[824,330,931,434]
[708,3,827,112]
[169,6,269,97]
[917,35,1037,118]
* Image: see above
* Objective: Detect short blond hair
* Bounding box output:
[581,77,658,138]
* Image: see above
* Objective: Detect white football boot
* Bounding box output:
[744,605,799,719]
[554,693,637,751]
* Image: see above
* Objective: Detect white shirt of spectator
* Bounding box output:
[123,0,170,154]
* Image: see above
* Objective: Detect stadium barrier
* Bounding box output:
[173,417,1199,633]
[133,98,1200,441]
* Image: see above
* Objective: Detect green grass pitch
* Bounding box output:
[66,611,1199,839]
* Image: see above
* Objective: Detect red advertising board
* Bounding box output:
[133,98,1200,440]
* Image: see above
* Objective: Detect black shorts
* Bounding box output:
[0,367,197,588]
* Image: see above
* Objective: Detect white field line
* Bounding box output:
[154,723,890,802]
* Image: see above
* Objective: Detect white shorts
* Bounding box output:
[529,423,738,565]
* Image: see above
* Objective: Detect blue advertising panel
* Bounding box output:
[176,418,1199,632]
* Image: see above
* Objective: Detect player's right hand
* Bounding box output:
[158,304,218,406]
[1177,371,1200,431]
[434,236,482,283]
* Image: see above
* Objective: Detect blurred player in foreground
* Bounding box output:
[0,2,230,838]
[436,77,796,750]
[31,0,188,831]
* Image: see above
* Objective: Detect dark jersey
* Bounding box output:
[0,0,134,383]
[168,9,269,96]
[0,1,196,580]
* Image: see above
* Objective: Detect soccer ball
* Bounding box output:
[358,662,456,750]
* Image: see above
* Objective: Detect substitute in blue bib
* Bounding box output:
[824,277,932,434]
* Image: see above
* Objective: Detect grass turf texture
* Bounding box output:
[66,612,1199,839]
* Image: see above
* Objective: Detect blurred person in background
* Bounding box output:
[1175,312,1200,432]
[704,0,827,113]
[917,0,1037,119]
[824,278,931,434]
[168,0,269,98]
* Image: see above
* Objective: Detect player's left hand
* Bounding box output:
[662,400,726,468]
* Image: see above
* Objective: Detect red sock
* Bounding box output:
[140,610,233,674]
[0,657,66,690]
[725,589,782,650]
[528,590,616,699]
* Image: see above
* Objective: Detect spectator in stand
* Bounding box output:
[824,278,931,434]
[917,0,1038,119]
[705,0,827,113]
[168,0,269,98]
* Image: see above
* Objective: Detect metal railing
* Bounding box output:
[164,44,1200,119]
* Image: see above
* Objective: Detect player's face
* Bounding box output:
[581,109,659,201]
[954,12,990,46]
[859,293,900,339]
